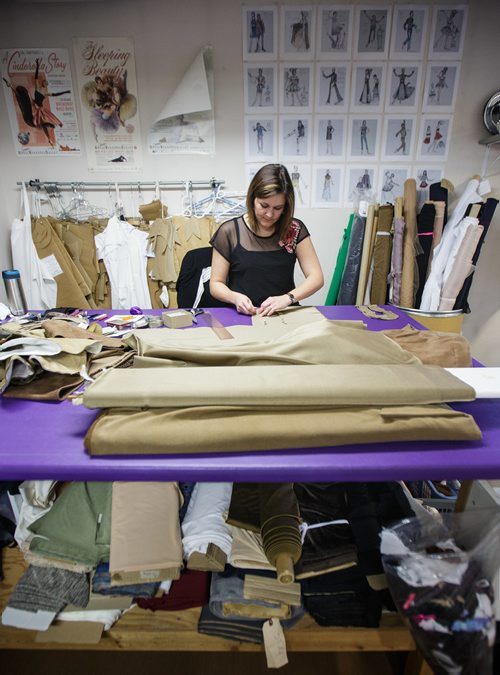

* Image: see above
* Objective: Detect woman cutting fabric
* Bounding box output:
[209,163,324,316]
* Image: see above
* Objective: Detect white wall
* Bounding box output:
[0,0,499,346]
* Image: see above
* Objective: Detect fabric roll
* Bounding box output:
[109,482,183,585]
[420,178,489,311]
[337,214,366,305]
[454,198,499,313]
[429,182,449,228]
[181,482,233,570]
[259,483,302,571]
[28,482,112,567]
[414,202,436,308]
[356,204,377,305]
[400,179,418,308]
[388,216,405,305]
[227,483,261,532]
[369,204,394,305]
[84,403,481,456]
[293,483,358,579]
[229,526,274,571]
[424,201,446,286]
[438,220,484,311]
[325,213,354,305]
[83,364,476,410]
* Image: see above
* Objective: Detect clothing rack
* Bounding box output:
[17,178,225,191]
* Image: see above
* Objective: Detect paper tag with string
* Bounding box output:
[262,618,288,669]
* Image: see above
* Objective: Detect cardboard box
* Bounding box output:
[162,310,193,329]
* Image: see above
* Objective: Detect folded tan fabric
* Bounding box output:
[123,320,419,367]
[82,363,475,409]
[109,482,183,585]
[382,324,472,367]
[84,404,481,456]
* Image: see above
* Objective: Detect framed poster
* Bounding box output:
[385,62,422,112]
[390,5,429,60]
[429,5,468,60]
[315,62,349,113]
[316,5,353,59]
[348,115,381,161]
[350,62,386,114]
[422,61,461,113]
[280,64,313,113]
[288,162,312,208]
[344,165,378,207]
[354,5,392,60]
[242,6,278,61]
[381,115,417,161]
[244,64,277,113]
[245,115,278,161]
[416,115,453,162]
[280,5,316,59]
[378,165,410,203]
[413,165,445,208]
[312,164,344,207]
[314,115,346,160]
[279,114,312,160]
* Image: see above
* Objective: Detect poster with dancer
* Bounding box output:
[242,6,278,61]
[385,62,421,112]
[429,5,468,60]
[422,62,461,113]
[279,115,312,160]
[280,64,312,113]
[354,6,392,59]
[312,165,343,207]
[348,116,381,161]
[315,62,349,113]
[316,5,353,59]
[280,6,315,59]
[377,165,410,203]
[413,165,444,208]
[381,116,416,161]
[244,64,277,112]
[245,115,277,160]
[73,37,142,170]
[416,115,453,162]
[1,48,81,156]
[390,5,429,60]
[350,62,386,114]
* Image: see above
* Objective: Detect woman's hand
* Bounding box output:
[234,293,257,315]
[257,294,292,317]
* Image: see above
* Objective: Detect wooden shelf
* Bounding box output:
[0,548,416,655]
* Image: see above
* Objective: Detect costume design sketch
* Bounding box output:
[355,6,391,57]
[243,7,277,60]
[418,116,452,161]
[430,6,467,58]
[313,166,342,207]
[281,65,311,110]
[317,7,352,57]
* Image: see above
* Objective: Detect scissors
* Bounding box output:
[189,308,205,324]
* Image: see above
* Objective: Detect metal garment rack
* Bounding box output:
[16,178,225,190]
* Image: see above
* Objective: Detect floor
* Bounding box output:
[1,650,407,674]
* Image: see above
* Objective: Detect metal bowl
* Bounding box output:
[483,91,500,135]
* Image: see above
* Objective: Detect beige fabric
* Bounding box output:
[147,217,178,284]
[229,526,275,571]
[109,482,183,585]
[400,178,418,308]
[382,325,472,368]
[82,363,475,409]
[244,575,302,607]
[251,306,327,329]
[123,320,420,367]
[370,204,394,305]
[84,403,481,456]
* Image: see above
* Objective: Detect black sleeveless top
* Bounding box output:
[210,216,310,307]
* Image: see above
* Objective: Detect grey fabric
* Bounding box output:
[8,564,89,613]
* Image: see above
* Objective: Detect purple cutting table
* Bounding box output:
[0,305,497,482]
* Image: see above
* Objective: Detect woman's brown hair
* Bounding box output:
[246,163,295,241]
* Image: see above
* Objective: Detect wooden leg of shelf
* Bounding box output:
[454,480,474,513]
[404,650,433,675]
